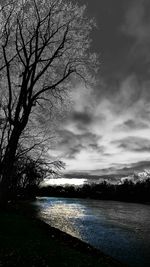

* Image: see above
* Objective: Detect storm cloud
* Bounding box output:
[48,0,150,181]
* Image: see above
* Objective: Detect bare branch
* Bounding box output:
[32,67,74,102]
[2,46,13,124]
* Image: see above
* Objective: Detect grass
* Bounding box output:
[0,210,128,267]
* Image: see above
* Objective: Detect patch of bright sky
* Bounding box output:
[44,178,86,186]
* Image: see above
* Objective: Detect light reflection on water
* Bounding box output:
[38,200,85,238]
[33,197,150,267]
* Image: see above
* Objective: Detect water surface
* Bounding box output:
[32,197,150,267]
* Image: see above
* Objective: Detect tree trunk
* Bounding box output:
[0,126,22,208]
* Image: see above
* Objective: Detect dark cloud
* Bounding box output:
[57,130,101,159]
[113,136,150,152]
[64,160,150,181]
[121,0,150,43]
[56,130,83,159]
[120,0,150,78]
[124,119,148,129]
[57,130,75,147]
[81,0,150,80]
[127,160,150,171]
[66,145,84,160]
[71,111,93,125]
[95,160,150,176]
[64,172,100,179]
[89,143,103,152]
[118,119,149,131]
[49,1,150,182]
[95,75,150,117]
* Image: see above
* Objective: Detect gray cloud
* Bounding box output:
[113,136,150,152]
[117,119,149,131]
[89,143,103,152]
[120,0,150,75]
[64,160,150,181]
[71,111,93,125]
[124,119,148,129]
[121,0,150,43]
[56,130,101,159]
[96,75,150,121]
[127,160,150,171]
[48,1,150,182]
[66,145,84,159]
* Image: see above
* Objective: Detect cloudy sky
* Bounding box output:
[48,0,150,183]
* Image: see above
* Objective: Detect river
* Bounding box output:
[31,197,150,267]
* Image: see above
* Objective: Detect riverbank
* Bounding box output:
[38,177,150,204]
[0,208,128,267]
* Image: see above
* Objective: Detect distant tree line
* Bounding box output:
[38,179,150,203]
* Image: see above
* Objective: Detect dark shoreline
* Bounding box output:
[26,215,130,267]
[9,201,130,267]
[0,203,130,267]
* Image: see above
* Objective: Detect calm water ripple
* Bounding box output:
[32,197,150,267]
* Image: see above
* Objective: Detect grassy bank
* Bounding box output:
[0,210,128,267]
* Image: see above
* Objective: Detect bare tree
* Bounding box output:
[0,0,98,205]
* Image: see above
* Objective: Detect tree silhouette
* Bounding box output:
[38,178,150,203]
[0,0,98,206]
